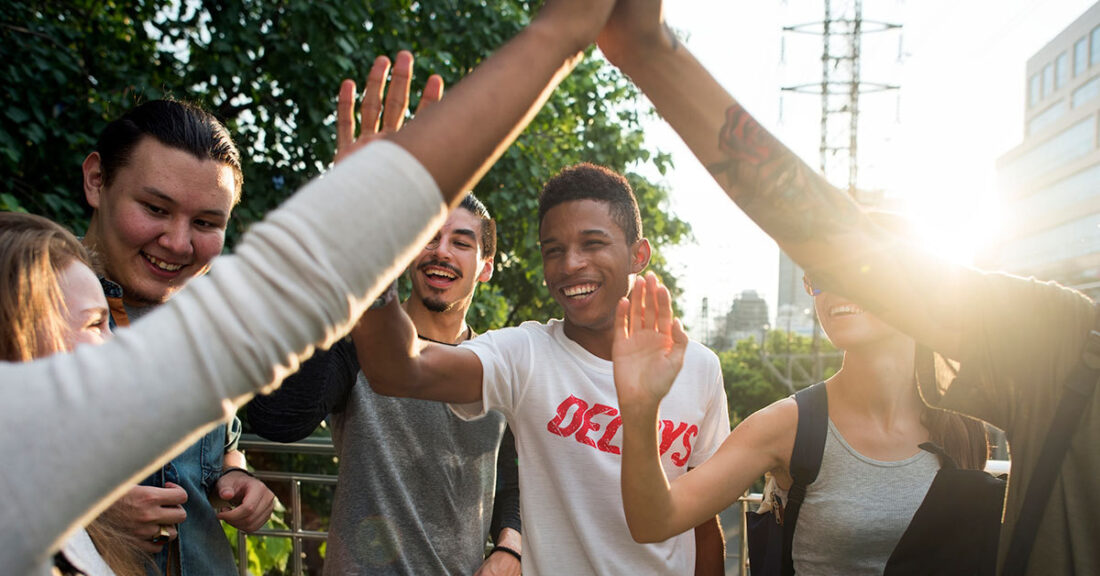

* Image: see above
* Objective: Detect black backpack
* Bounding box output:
[745,382,1005,576]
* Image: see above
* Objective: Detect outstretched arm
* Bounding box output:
[388,0,617,206]
[599,0,965,359]
[614,273,796,543]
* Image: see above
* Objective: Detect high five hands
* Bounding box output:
[335,51,444,165]
[612,272,688,411]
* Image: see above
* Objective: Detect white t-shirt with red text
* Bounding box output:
[453,319,730,575]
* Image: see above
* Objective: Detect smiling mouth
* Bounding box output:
[829,304,863,317]
[562,282,599,299]
[142,252,184,272]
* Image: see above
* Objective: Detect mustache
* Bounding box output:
[418,259,462,278]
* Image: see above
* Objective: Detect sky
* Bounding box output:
[638,0,1097,339]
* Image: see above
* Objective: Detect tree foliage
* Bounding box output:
[718,331,842,427]
[1,0,690,331]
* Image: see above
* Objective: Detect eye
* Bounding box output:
[455,240,473,249]
[194,219,221,230]
[86,314,110,334]
[143,202,168,216]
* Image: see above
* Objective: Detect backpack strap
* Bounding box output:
[781,381,829,576]
[1001,318,1100,576]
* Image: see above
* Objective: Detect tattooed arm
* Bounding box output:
[598,0,965,357]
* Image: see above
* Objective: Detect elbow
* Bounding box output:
[365,377,410,398]
[625,516,672,544]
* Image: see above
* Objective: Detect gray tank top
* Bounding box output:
[791,419,940,576]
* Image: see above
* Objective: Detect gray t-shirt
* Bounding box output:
[323,372,506,575]
[792,420,940,575]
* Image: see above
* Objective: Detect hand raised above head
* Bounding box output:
[597,0,673,67]
[335,50,444,165]
[612,272,688,409]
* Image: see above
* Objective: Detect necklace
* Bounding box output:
[417,326,472,347]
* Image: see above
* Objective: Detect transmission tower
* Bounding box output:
[771,0,901,391]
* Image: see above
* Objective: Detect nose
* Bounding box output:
[158,218,194,258]
[562,246,587,274]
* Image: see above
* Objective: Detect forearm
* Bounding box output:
[0,142,445,573]
[490,427,522,539]
[352,299,423,398]
[390,8,604,204]
[693,516,725,576]
[619,402,679,543]
[613,34,963,355]
[222,449,247,470]
[247,339,358,442]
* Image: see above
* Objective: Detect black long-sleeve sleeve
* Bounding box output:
[490,426,522,540]
[245,338,360,442]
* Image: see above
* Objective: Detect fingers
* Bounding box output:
[361,55,392,135]
[643,272,659,330]
[336,79,357,156]
[629,275,645,334]
[655,274,673,334]
[382,50,415,132]
[614,296,630,342]
[416,74,445,115]
[217,483,276,533]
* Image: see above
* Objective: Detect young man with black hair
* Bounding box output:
[81,99,275,574]
[356,162,730,575]
[247,192,525,575]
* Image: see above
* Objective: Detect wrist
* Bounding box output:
[490,544,522,564]
[219,466,256,480]
[608,24,679,77]
[525,17,592,66]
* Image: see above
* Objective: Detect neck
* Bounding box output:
[827,337,921,423]
[563,320,615,360]
[403,299,471,345]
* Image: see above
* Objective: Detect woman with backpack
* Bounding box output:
[613,249,991,575]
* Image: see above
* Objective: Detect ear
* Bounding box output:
[82,152,104,209]
[630,238,651,274]
[477,257,494,283]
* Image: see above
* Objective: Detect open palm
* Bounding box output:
[613,272,688,409]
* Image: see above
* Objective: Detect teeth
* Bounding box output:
[145,253,183,272]
[563,283,598,297]
[425,268,456,279]
[830,304,863,316]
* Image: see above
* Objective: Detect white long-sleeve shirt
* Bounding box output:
[0,141,445,575]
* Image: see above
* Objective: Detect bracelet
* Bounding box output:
[490,544,521,563]
[219,466,256,480]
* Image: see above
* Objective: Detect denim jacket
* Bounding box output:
[100,277,243,575]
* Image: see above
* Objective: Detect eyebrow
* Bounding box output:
[453,228,478,241]
[542,228,614,243]
[143,187,229,219]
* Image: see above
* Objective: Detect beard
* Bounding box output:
[421,294,457,313]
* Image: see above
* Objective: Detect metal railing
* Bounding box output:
[236,434,1010,576]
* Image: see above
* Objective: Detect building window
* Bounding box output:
[1076,36,1088,76]
[1091,26,1100,66]
[1030,74,1042,107]
[1043,63,1055,97]
[1056,52,1069,89]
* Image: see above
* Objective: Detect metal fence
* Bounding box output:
[235,434,1010,576]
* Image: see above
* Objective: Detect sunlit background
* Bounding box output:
[635,0,1098,340]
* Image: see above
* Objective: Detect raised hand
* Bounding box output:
[612,272,688,410]
[335,51,444,164]
[597,0,670,67]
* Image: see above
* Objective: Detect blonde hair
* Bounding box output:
[0,212,93,361]
[0,212,150,576]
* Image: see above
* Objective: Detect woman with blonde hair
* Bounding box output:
[0,212,147,576]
